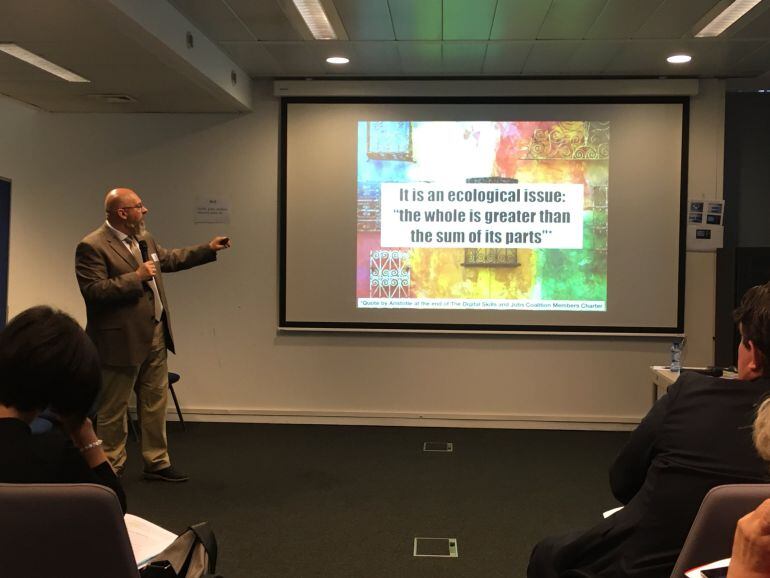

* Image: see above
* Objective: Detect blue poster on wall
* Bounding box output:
[0,178,9,327]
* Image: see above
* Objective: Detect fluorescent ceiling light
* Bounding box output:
[326,56,349,64]
[667,54,692,64]
[0,44,89,82]
[291,0,337,39]
[696,0,762,37]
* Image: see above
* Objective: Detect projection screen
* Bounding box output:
[280,97,687,334]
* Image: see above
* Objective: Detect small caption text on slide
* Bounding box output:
[379,183,585,249]
[358,298,606,311]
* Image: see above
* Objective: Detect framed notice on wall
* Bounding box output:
[686,198,724,252]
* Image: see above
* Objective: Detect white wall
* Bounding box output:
[0,80,725,430]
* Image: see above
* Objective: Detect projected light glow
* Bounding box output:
[355,120,609,312]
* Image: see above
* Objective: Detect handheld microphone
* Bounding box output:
[138,239,156,280]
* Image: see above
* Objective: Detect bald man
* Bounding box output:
[75,188,230,481]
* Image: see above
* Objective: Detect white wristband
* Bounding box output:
[80,439,103,453]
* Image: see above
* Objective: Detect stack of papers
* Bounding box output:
[124,513,178,567]
[684,557,730,578]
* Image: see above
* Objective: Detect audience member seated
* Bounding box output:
[0,305,126,512]
[726,399,770,578]
[527,282,770,578]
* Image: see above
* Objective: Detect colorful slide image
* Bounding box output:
[356,121,609,311]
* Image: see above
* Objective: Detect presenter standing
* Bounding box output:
[75,188,230,482]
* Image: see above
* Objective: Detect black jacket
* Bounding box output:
[530,371,770,578]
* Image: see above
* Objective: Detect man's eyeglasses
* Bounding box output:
[119,203,144,211]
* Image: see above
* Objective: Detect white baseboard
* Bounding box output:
[152,407,640,431]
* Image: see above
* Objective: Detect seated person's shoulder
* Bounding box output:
[664,371,731,404]
[669,370,717,392]
[678,370,721,386]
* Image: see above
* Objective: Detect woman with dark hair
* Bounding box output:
[0,305,126,512]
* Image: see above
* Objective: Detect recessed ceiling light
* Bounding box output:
[667,54,692,64]
[0,43,89,82]
[291,0,337,40]
[326,56,349,65]
[696,0,762,37]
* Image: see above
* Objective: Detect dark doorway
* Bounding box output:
[715,93,770,367]
[0,178,9,327]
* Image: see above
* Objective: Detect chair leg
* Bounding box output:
[169,383,186,431]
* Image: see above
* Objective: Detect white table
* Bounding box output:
[650,366,680,404]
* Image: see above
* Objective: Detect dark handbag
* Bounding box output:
[140,522,221,578]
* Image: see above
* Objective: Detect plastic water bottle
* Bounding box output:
[670,340,682,373]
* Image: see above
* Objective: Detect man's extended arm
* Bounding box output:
[154,236,228,273]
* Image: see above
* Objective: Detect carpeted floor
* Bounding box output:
[120,423,629,578]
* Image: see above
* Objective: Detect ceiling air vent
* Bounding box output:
[86,94,137,104]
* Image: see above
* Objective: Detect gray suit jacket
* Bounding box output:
[75,223,216,366]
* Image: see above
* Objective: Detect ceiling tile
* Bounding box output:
[731,5,770,40]
[586,0,666,39]
[333,0,394,40]
[442,42,486,73]
[262,43,325,75]
[704,39,767,74]
[0,33,243,112]
[603,41,673,74]
[2,0,770,112]
[443,0,496,40]
[169,0,254,42]
[224,0,303,41]
[565,41,624,74]
[345,42,401,74]
[490,0,552,40]
[0,50,76,82]
[220,42,282,76]
[307,39,354,64]
[396,42,442,73]
[306,41,400,75]
[733,41,770,75]
[1,39,154,84]
[603,40,727,75]
[633,0,721,39]
[482,42,530,75]
[523,41,583,74]
[727,70,770,91]
[389,0,442,40]
[0,0,104,43]
[537,0,607,40]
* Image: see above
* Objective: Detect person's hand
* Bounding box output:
[728,499,770,578]
[59,416,99,449]
[58,416,111,469]
[136,260,157,281]
[209,236,231,251]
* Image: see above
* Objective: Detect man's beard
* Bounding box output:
[128,220,146,236]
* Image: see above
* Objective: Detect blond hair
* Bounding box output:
[754,397,770,462]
